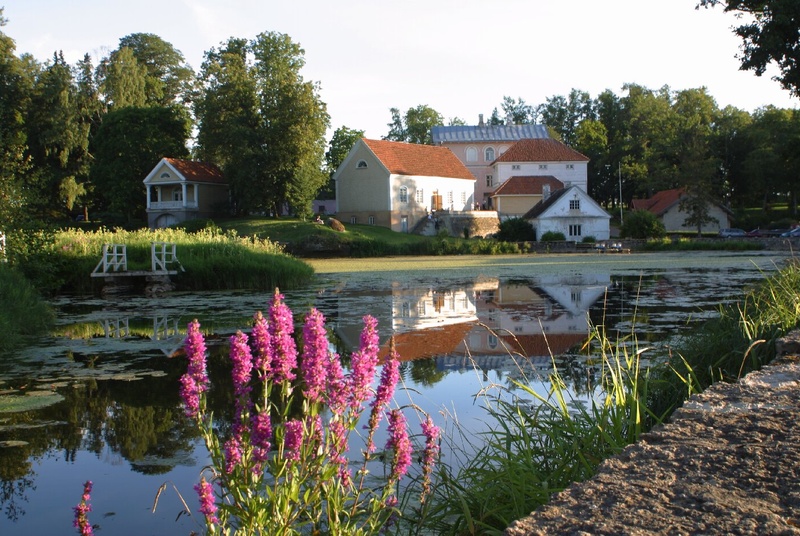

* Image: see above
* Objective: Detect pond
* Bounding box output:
[0,250,789,535]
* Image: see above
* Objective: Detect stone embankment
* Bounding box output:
[505,333,800,536]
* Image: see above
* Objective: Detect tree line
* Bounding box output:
[2,1,799,231]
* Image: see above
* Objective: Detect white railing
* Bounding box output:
[93,244,127,273]
[151,242,184,273]
[149,201,199,210]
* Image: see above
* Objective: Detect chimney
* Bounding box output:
[478,114,484,127]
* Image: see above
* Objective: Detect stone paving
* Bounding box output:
[505,334,800,536]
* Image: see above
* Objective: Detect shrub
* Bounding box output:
[620,210,666,239]
[496,218,536,242]
[540,231,566,242]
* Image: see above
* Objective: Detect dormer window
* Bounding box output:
[357,160,368,169]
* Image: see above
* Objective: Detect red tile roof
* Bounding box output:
[362,139,475,180]
[495,138,589,163]
[165,158,226,184]
[492,176,564,196]
[631,188,684,215]
[379,322,475,362]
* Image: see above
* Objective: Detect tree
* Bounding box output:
[383,104,443,144]
[116,33,196,107]
[89,106,190,221]
[195,32,330,217]
[322,126,363,199]
[699,0,800,97]
[538,89,595,145]
[98,46,147,110]
[0,10,33,227]
[500,96,536,124]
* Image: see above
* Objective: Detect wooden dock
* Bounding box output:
[91,242,184,278]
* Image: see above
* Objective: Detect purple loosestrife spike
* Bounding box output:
[283,419,304,461]
[194,476,220,526]
[251,311,271,379]
[386,409,412,482]
[420,415,441,503]
[366,338,401,452]
[349,315,380,408]
[328,418,351,486]
[251,411,272,465]
[269,289,297,384]
[73,480,93,536]
[224,435,243,474]
[230,330,254,398]
[326,350,347,414]
[302,308,329,405]
[179,320,209,419]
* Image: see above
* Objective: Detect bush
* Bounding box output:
[540,231,566,242]
[496,218,536,242]
[620,210,666,239]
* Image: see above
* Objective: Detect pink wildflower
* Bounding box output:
[251,311,272,380]
[269,290,297,384]
[386,409,412,483]
[223,435,243,474]
[251,410,272,465]
[348,315,380,408]
[420,415,441,503]
[327,418,351,486]
[326,350,347,414]
[72,480,93,536]
[283,419,304,461]
[179,320,209,419]
[365,341,401,452]
[301,308,329,404]
[194,476,219,526]
[229,330,254,399]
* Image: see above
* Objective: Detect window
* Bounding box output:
[484,147,495,162]
[357,160,368,168]
[160,172,170,179]
[486,175,493,187]
[368,215,375,225]
[539,164,548,170]
[416,189,424,203]
[566,164,574,170]
[461,191,466,204]
[399,186,408,203]
[569,224,582,237]
[447,191,453,206]
[350,216,357,224]
[569,199,580,210]
[172,188,183,202]
[466,147,477,162]
[512,164,521,170]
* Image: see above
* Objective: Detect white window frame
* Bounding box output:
[416,189,424,203]
[466,147,478,162]
[484,147,495,162]
[569,224,582,237]
[399,186,408,203]
[569,199,580,210]
[486,175,493,187]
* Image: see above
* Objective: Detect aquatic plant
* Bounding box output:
[177,289,440,535]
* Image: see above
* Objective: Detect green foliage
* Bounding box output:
[0,263,54,350]
[540,231,566,242]
[89,105,191,221]
[620,210,666,239]
[194,32,330,217]
[495,217,536,242]
[384,104,443,144]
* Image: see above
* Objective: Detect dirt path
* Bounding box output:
[505,336,800,536]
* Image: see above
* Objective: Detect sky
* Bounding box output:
[5,0,799,140]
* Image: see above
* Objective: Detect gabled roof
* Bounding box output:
[631,188,684,215]
[431,124,549,143]
[495,138,589,164]
[362,138,474,180]
[521,187,573,219]
[492,176,564,196]
[161,158,226,184]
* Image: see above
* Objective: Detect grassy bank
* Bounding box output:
[7,225,315,295]
[415,260,799,535]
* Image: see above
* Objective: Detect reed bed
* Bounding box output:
[411,260,800,535]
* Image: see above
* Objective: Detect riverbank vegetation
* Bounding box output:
[0,264,54,351]
[5,225,314,296]
[415,259,800,535]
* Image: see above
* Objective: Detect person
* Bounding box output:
[314,215,323,224]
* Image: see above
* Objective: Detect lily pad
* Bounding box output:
[0,392,65,413]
